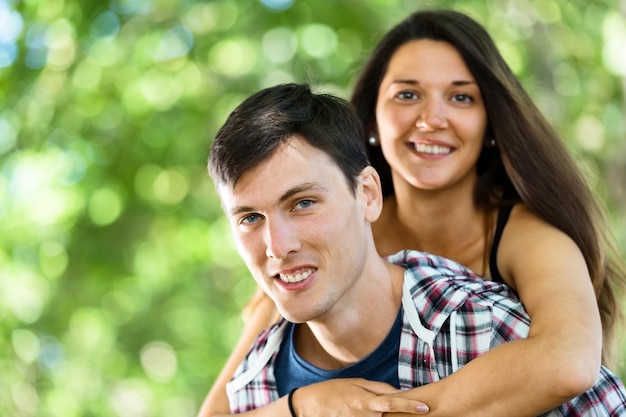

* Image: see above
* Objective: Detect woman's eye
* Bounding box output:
[241,213,263,225]
[395,91,418,100]
[452,93,473,103]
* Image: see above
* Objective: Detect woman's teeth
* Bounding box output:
[414,143,451,155]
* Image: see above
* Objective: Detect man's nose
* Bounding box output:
[264,218,301,259]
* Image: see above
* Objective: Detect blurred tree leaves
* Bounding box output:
[1,0,625,415]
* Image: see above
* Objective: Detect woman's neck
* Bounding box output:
[373,183,494,275]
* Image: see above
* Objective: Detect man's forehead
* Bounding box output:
[216,136,348,212]
[221,180,330,217]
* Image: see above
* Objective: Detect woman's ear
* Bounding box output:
[358,165,383,223]
[367,128,380,146]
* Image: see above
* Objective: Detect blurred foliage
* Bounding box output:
[1,0,625,415]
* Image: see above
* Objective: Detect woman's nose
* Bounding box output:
[415,99,448,131]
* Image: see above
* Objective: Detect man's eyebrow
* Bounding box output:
[229,205,255,217]
[229,182,328,217]
[278,182,328,204]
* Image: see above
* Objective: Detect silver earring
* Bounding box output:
[368,136,377,145]
[490,139,496,147]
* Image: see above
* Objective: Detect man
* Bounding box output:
[207,83,626,416]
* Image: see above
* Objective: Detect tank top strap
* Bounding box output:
[489,205,514,283]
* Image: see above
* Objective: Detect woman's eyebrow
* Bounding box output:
[390,79,477,86]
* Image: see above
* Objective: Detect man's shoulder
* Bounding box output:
[387,249,475,279]
[227,319,288,399]
[388,249,514,296]
[246,319,287,361]
[230,320,287,381]
[388,249,475,286]
[391,250,526,330]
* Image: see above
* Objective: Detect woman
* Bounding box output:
[199,9,626,417]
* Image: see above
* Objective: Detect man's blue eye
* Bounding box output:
[296,200,314,209]
[242,214,262,224]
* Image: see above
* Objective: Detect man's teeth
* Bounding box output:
[279,269,313,283]
[414,143,451,155]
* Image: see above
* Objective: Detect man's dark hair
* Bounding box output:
[209,83,369,193]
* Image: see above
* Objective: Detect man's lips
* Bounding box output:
[274,267,316,283]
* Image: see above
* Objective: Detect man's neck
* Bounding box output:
[293,261,405,370]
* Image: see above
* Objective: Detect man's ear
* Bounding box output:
[358,165,383,223]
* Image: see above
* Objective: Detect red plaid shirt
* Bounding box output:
[226,250,626,416]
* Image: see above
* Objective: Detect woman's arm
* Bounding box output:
[197,288,279,417]
[385,204,602,417]
[206,379,429,417]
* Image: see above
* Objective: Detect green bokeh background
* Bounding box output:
[1,0,625,415]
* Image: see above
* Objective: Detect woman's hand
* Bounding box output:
[292,379,429,417]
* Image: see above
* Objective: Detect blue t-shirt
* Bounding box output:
[275,308,403,396]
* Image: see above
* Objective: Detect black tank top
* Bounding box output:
[489,205,514,284]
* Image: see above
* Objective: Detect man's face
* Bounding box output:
[217,136,379,324]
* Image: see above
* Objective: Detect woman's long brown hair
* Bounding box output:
[351,9,626,367]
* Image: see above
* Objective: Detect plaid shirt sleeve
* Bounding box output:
[432,281,531,376]
[394,250,626,416]
[540,365,626,416]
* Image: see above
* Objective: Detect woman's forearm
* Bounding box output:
[388,336,597,417]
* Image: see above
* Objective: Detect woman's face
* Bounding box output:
[375,39,488,193]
